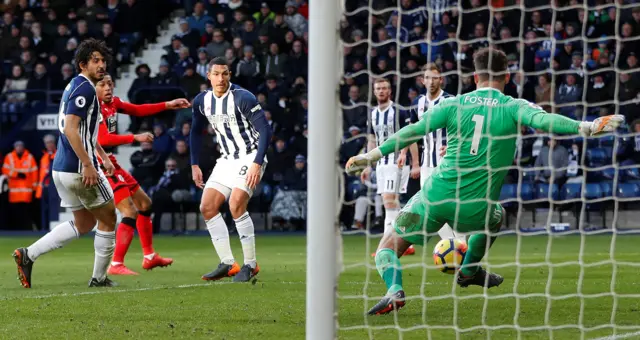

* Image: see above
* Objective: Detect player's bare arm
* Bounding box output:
[63,114,99,186]
[95,143,114,177]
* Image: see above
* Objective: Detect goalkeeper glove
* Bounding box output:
[345,149,383,175]
[579,115,625,136]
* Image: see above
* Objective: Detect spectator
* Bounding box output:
[263,42,287,78]
[535,74,553,113]
[555,73,582,116]
[270,154,308,230]
[176,18,201,52]
[200,20,216,46]
[1,65,28,113]
[195,47,210,78]
[74,19,93,43]
[152,123,174,158]
[230,8,247,37]
[205,28,231,58]
[1,140,38,230]
[150,158,192,233]
[284,0,307,37]
[285,39,307,83]
[238,19,258,46]
[254,28,271,58]
[265,136,293,185]
[30,22,51,60]
[268,13,289,46]
[170,139,191,174]
[535,137,569,187]
[130,141,163,190]
[180,65,206,100]
[153,60,180,90]
[620,119,640,165]
[618,72,640,122]
[186,2,213,35]
[77,0,108,23]
[26,62,49,103]
[235,45,261,91]
[172,46,195,77]
[586,74,613,111]
[174,121,192,144]
[253,2,275,29]
[340,126,366,164]
[231,36,244,57]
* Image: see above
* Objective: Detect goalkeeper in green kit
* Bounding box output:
[345,47,625,316]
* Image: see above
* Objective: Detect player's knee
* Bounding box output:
[120,204,138,219]
[228,200,248,219]
[136,195,152,212]
[382,195,399,209]
[200,202,219,220]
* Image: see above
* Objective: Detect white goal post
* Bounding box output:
[306,1,341,340]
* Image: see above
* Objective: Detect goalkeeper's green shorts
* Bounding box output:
[393,192,504,246]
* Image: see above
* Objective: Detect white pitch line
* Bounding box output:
[1,281,376,301]
[591,330,640,340]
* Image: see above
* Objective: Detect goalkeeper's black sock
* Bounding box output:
[460,233,498,277]
[375,248,403,294]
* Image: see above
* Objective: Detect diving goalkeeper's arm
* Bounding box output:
[346,103,624,175]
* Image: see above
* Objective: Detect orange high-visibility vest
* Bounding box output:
[2,150,38,203]
[35,151,56,199]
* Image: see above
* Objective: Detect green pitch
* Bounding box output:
[0,234,639,339]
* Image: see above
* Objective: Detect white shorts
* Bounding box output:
[53,170,113,211]
[205,152,267,199]
[420,165,435,188]
[376,164,410,194]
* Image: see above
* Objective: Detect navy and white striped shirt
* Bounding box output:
[369,101,410,166]
[52,74,102,174]
[190,84,271,165]
[410,90,453,168]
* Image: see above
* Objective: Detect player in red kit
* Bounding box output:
[96,74,190,275]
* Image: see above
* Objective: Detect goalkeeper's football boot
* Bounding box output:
[108,264,139,276]
[457,268,504,288]
[88,277,118,287]
[367,290,406,315]
[233,264,260,282]
[403,245,416,256]
[12,247,33,288]
[142,253,174,270]
[202,262,240,281]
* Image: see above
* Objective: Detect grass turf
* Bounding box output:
[0,234,639,339]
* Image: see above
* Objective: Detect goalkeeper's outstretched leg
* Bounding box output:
[369,231,413,315]
[456,204,506,289]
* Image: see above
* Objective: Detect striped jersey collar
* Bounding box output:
[78,73,96,88]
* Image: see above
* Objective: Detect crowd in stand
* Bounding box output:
[1,0,640,231]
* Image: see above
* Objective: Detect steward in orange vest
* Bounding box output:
[2,141,38,203]
[35,135,57,199]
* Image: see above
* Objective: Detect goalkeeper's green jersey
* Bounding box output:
[379,87,581,225]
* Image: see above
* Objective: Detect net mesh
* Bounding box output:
[336,0,640,339]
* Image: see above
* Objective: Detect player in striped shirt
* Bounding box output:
[364,78,420,256]
[95,74,190,275]
[13,39,118,288]
[190,57,272,282]
[410,63,463,242]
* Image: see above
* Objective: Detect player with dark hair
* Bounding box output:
[190,57,272,282]
[95,74,190,275]
[13,38,120,288]
[346,47,625,315]
[410,63,461,242]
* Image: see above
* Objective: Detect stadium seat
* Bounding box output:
[599,134,616,147]
[616,183,640,198]
[535,183,559,201]
[521,169,537,183]
[561,183,582,200]
[584,183,603,199]
[586,148,608,167]
[500,184,517,207]
[602,146,613,161]
[519,182,535,201]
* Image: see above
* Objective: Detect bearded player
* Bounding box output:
[190,57,272,282]
[95,73,190,275]
[411,63,463,242]
[346,47,624,315]
[363,78,419,256]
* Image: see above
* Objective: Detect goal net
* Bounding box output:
[327,0,640,339]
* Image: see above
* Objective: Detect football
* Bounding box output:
[433,238,468,274]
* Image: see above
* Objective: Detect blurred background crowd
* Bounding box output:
[0,0,639,232]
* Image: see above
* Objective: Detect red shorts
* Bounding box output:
[103,155,140,204]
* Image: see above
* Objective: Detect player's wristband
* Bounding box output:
[578,122,594,136]
[365,148,383,163]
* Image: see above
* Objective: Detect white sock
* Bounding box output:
[384,208,399,235]
[353,196,368,223]
[374,196,383,217]
[27,221,80,261]
[206,213,234,265]
[93,230,115,281]
[235,212,256,269]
